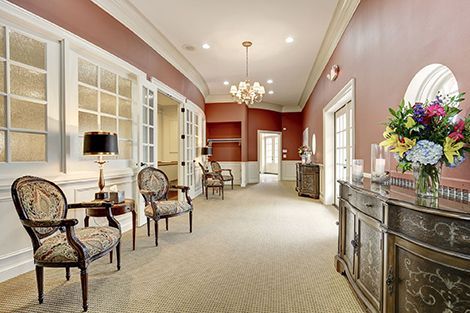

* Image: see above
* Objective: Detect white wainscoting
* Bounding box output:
[319,164,325,203]
[281,161,297,181]
[0,171,137,283]
[217,162,241,185]
[247,161,260,184]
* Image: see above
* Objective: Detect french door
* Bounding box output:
[334,102,352,206]
[180,101,204,198]
[264,135,279,174]
[141,86,156,167]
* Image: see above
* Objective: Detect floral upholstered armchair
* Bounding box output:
[198,162,224,199]
[11,176,121,312]
[211,161,234,189]
[137,167,193,246]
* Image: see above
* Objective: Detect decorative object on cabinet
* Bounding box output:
[371,144,390,184]
[137,167,193,246]
[83,131,119,200]
[351,159,364,183]
[11,176,121,312]
[211,161,234,189]
[336,179,470,313]
[380,93,468,198]
[295,163,320,199]
[298,145,312,164]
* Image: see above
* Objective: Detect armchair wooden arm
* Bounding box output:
[68,201,120,231]
[21,218,78,228]
[170,185,192,205]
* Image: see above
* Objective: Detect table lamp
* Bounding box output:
[200,146,212,169]
[83,131,119,199]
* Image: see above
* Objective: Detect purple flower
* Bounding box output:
[413,103,426,123]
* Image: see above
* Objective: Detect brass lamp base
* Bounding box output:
[95,192,109,200]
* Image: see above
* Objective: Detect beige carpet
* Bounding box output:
[0,179,364,313]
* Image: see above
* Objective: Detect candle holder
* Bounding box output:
[371,144,390,184]
[352,159,364,183]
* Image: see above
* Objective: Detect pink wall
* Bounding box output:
[302,0,470,188]
[281,113,303,161]
[8,0,205,110]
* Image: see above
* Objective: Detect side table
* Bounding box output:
[84,199,136,250]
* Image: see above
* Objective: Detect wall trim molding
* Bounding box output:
[91,0,209,97]
[281,160,297,181]
[297,0,360,109]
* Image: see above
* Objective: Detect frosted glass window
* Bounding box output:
[100,68,116,93]
[11,132,46,161]
[11,98,46,131]
[10,65,46,100]
[119,141,131,159]
[78,59,98,87]
[79,112,98,133]
[0,96,4,127]
[118,77,132,98]
[0,131,5,161]
[119,119,132,140]
[0,27,4,58]
[0,61,4,93]
[101,116,116,133]
[119,98,131,118]
[78,85,98,111]
[10,31,46,69]
[100,92,116,115]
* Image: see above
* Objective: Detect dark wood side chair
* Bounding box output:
[211,161,234,189]
[137,167,193,246]
[199,162,224,199]
[11,176,121,312]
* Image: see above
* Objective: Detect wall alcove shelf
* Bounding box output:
[206,121,242,161]
[207,138,242,145]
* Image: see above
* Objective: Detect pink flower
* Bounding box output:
[454,119,465,132]
[426,104,446,117]
[449,131,464,141]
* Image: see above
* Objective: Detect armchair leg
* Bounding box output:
[189,211,193,233]
[154,220,159,247]
[65,267,71,281]
[222,187,224,200]
[231,179,233,189]
[80,268,88,312]
[35,266,44,304]
[116,242,121,271]
[147,217,150,236]
[205,187,208,199]
[165,218,169,231]
[109,251,113,264]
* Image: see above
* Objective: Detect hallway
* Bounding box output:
[0,181,363,312]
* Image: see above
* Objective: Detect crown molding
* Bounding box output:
[297,0,360,110]
[91,0,209,97]
[205,94,301,113]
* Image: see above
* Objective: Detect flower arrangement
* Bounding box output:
[380,92,470,197]
[298,145,312,164]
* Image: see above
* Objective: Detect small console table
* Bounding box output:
[336,179,470,313]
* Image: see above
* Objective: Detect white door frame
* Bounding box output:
[257,130,282,180]
[323,78,356,205]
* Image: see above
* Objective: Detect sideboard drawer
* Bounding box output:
[341,185,384,222]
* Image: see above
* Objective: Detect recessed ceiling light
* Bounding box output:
[268,90,274,95]
[285,36,294,43]
[267,79,273,84]
[202,43,210,49]
[223,81,229,85]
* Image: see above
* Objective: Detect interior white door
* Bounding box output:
[334,102,352,206]
[141,86,156,167]
[264,135,279,174]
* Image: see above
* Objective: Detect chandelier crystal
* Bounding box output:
[230,41,265,104]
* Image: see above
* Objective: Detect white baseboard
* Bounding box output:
[281,160,297,181]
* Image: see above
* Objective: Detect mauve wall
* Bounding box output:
[302,0,470,188]
[8,0,205,110]
[205,103,301,162]
[206,122,242,162]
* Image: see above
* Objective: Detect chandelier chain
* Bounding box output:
[245,45,249,78]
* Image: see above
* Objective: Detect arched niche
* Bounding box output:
[404,64,458,105]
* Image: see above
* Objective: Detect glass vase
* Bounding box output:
[413,163,441,198]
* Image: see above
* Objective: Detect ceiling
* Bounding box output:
[125,0,339,109]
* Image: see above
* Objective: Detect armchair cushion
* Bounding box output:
[145,200,192,218]
[220,175,233,181]
[34,226,120,263]
[207,179,223,187]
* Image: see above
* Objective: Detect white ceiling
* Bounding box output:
[124,0,339,108]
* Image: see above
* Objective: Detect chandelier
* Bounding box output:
[230,41,265,104]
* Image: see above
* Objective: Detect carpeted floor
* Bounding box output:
[0,179,364,313]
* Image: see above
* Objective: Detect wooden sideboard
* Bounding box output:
[295,163,320,199]
[336,179,470,313]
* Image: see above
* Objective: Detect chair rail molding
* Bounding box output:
[91,0,209,97]
[298,0,360,109]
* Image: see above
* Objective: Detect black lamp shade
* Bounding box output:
[83,131,119,155]
[201,146,212,156]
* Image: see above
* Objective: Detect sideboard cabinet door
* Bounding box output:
[340,199,357,278]
[386,235,470,313]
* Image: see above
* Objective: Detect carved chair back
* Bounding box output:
[137,167,170,202]
[11,176,68,249]
[198,162,209,180]
[211,161,222,172]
